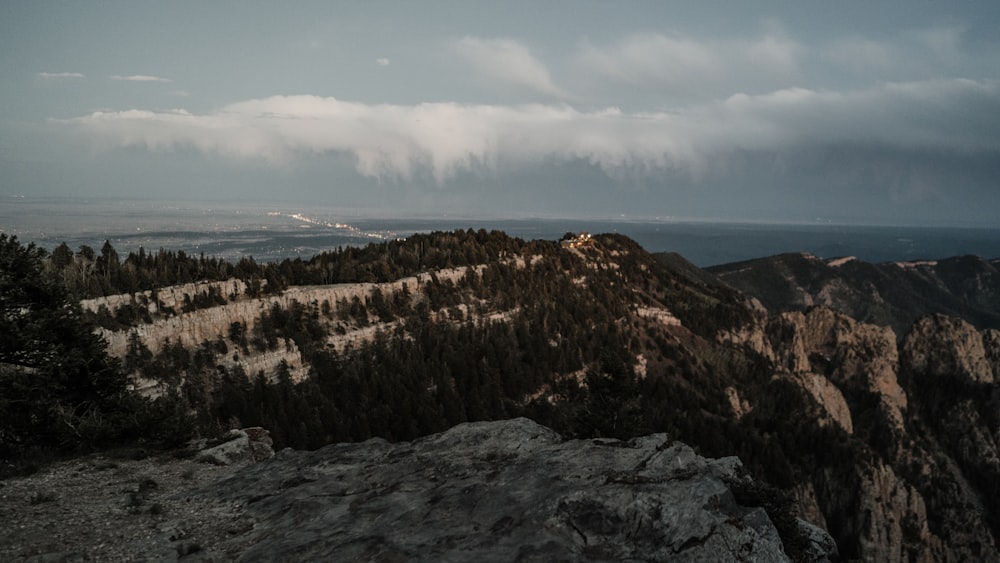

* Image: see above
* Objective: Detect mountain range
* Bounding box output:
[3,230,999,561]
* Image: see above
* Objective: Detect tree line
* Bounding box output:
[48,229,539,301]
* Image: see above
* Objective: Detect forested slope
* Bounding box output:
[5,229,1000,561]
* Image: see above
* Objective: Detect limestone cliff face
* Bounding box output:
[815,461,940,563]
[987,329,1000,382]
[95,281,398,357]
[88,266,482,357]
[81,279,251,318]
[720,305,1000,562]
[86,267,480,394]
[773,307,907,433]
[902,313,995,384]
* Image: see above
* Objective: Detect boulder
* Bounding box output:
[195,427,274,466]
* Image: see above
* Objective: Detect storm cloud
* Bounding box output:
[64,78,999,188]
[5,2,1000,223]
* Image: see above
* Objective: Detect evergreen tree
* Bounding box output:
[0,234,188,458]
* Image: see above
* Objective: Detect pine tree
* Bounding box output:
[0,234,186,458]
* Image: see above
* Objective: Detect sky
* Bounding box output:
[2,1,999,225]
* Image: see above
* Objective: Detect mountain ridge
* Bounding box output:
[4,230,999,561]
[704,251,1000,338]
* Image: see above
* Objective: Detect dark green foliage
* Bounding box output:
[49,230,884,557]
[0,234,194,460]
[29,491,57,505]
[31,228,1000,559]
[104,229,855,495]
[48,229,535,302]
[726,473,814,563]
[901,357,1000,546]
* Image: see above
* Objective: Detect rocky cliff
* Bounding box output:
[705,252,1000,339]
[0,419,836,562]
[718,302,1000,562]
[64,231,1000,561]
[83,265,485,396]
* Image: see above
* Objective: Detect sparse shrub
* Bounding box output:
[138,477,159,495]
[176,543,202,557]
[29,491,57,505]
[726,474,812,563]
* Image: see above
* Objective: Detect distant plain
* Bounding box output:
[4,197,1000,267]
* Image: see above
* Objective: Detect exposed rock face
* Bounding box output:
[188,418,831,562]
[903,313,995,384]
[715,303,1000,561]
[703,251,1000,561]
[786,371,853,434]
[707,253,1000,339]
[81,279,251,318]
[86,266,494,396]
[195,427,275,466]
[774,307,907,432]
[987,329,1000,381]
[763,310,1000,562]
[2,419,834,562]
[843,462,937,563]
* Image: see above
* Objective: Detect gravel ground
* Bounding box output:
[0,450,257,562]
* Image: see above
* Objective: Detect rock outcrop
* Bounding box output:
[84,265,499,396]
[186,418,831,561]
[194,426,275,466]
[774,307,907,432]
[714,301,1000,561]
[1,419,834,562]
[707,252,1000,340]
[902,313,995,384]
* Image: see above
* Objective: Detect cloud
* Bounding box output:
[910,26,965,63]
[169,90,190,97]
[109,74,172,82]
[821,26,979,79]
[454,36,569,99]
[576,32,800,96]
[376,57,390,67]
[37,72,85,79]
[822,38,895,72]
[60,79,1000,186]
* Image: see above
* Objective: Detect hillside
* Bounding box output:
[705,252,1000,338]
[4,230,1000,561]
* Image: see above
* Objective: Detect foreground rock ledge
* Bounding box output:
[2,419,835,562]
[202,418,833,562]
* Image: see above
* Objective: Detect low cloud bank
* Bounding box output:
[62,78,999,185]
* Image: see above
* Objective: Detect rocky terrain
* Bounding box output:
[4,230,999,561]
[0,419,835,562]
[734,305,1000,562]
[0,428,275,562]
[705,252,1000,338]
[79,266,480,395]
